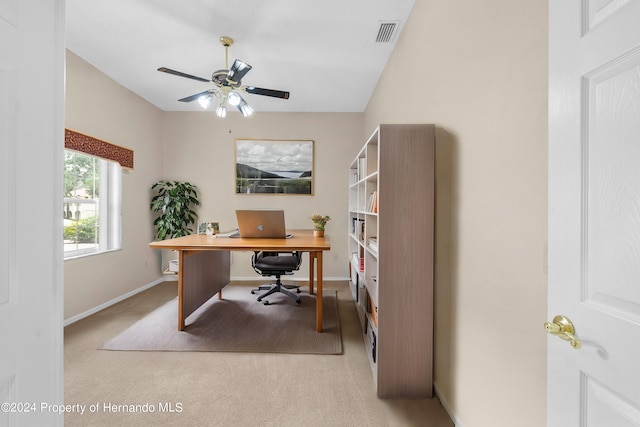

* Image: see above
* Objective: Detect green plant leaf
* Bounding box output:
[150,180,200,240]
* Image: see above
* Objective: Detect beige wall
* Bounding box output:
[364,1,548,426]
[64,51,165,320]
[161,112,363,279]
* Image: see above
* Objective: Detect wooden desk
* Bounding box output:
[149,230,331,332]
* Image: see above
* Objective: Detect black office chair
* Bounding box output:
[250,251,303,305]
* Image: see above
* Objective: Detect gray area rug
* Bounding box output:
[100,284,342,355]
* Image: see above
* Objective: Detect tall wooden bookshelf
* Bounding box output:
[348,124,435,398]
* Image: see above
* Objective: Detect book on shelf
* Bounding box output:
[373,190,378,213]
[368,295,378,327]
[352,217,364,235]
[368,237,378,252]
[352,253,364,272]
[369,324,377,363]
[366,191,378,213]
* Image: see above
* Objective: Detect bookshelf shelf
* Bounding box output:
[347,124,435,399]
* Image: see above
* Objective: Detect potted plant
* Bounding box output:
[311,214,331,237]
[150,180,200,240]
[150,181,200,273]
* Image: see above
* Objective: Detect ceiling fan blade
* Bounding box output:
[158,67,210,83]
[178,90,214,103]
[227,60,252,85]
[245,86,290,99]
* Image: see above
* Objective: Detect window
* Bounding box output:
[63,150,122,258]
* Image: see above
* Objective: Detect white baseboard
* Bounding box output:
[434,382,463,427]
[63,276,167,326]
[63,275,350,327]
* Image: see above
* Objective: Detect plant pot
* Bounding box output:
[313,230,324,237]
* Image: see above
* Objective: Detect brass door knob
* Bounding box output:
[544,314,582,349]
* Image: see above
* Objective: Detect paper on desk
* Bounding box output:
[214,229,240,238]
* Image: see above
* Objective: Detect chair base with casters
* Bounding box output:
[250,251,302,305]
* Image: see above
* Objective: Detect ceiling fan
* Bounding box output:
[157,36,290,117]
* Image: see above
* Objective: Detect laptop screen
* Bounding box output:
[235,210,287,238]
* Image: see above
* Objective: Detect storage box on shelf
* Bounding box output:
[347,124,435,399]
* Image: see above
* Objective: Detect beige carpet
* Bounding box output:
[65,281,454,426]
[100,283,342,354]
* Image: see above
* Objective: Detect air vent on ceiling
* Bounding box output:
[375,21,399,43]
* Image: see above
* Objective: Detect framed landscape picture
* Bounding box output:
[235,139,314,195]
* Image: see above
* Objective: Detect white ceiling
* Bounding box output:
[65,0,415,114]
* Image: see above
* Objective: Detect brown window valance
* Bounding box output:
[64,129,134,170]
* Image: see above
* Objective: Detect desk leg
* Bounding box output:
[308,252,316,294]
[316,251,323,333]
[177,250,185,331]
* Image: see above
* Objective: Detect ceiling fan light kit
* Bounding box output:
[158,36,289,118]
[197,95,211,109]
[216,102,227,118]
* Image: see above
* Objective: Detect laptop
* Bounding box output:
[235,209,289,238]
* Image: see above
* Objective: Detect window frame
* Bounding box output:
[63,151,122,260]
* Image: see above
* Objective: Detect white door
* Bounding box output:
[0,0,64,425]
[548,0,640,425]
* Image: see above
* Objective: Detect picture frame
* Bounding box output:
[197,221,219,235]
[235,139,314,195]
[197,222,206,234]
